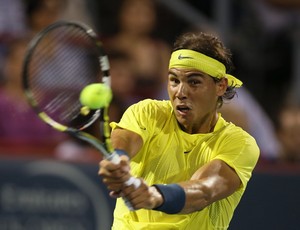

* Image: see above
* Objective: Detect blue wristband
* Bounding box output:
[114,149,129,157]
[153,184,186,214]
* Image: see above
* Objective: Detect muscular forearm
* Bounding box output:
[177,180,221,214]
[150,179,237,214]
[152,160,241,214]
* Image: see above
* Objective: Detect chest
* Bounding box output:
[134,130,223,184]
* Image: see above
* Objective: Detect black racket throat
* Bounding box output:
[65,127,111,157]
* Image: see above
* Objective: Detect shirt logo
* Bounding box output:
[184,150,191,154]
[178,54,194,60]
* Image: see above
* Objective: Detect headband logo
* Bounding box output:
[178,54,193,60]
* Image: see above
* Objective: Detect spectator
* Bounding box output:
[107,50,136,122]
[277,105,300,162]
[105,0,171,101]
[24,0,96,36]
[0,0,26,42]
[24,0,67,36]
[0,0,27,83]
[0,38,67,154]
[230,0,298,124]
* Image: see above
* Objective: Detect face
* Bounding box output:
[167,68,227,133]
[121,0,156,35]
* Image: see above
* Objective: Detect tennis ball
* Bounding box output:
[79,83,112,109]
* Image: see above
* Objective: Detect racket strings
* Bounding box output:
[27,24,102,129]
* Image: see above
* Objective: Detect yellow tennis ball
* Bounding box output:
[79,83,112,109]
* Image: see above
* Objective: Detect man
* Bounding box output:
[99,32,260,229]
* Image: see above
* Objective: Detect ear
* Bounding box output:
[216,78,228,96]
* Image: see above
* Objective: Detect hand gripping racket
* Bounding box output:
[22,21,140,209]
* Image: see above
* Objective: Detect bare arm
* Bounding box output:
[177,159,241,213]
[110,128,143,158]
[120,159,241,213]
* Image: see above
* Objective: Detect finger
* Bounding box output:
[98,167,128,179]
[122,180,162,210]
[102,173,130,183]
[98,162,130,179]
[99,159,120,171]
[109,190,122,198]
[121,181,148,205]
[124,191,151,210]
[119,154,130,162]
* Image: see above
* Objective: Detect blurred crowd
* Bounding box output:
[0,0,300,165]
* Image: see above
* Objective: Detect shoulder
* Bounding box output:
[126,99,173,131]
[219,116,254,140]
[216,120,260,184]
[225,123,260,163]
[228,122,257,143]
[131,99,172,115]
[218,117,259,154]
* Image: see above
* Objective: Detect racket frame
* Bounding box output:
[22,21,112,157]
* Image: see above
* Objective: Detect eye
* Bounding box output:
[168,75,180,85]
[188,78,201,86]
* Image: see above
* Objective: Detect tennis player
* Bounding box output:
[99,31,260,229]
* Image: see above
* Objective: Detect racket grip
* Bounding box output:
[124,176,141,188]
[123,176,141,211]
[108,151,141,188]
[107,151,121,164]
[107,151,141,210]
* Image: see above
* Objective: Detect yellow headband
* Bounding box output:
[169,49,242,88]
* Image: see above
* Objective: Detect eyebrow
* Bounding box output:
[168,69,207,78]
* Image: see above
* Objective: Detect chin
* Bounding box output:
[176,116,188,128]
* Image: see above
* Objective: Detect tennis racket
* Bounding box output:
[22,21,140,209]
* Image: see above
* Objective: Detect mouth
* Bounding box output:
[176,104,191,115]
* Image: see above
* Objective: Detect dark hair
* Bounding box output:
[173,32,237,108]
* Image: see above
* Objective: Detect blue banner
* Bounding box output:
[0,159,115,230]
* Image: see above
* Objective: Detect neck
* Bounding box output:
[208,112,219,132]
[180,112,219,134]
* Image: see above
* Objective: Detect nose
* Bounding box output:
[176,83,187,99]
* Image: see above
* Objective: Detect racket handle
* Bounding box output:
[123,176,141,211]
[107,151,141,210]
[108,152,141,188]
[124,176,141,188]
[107,151,121,164]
